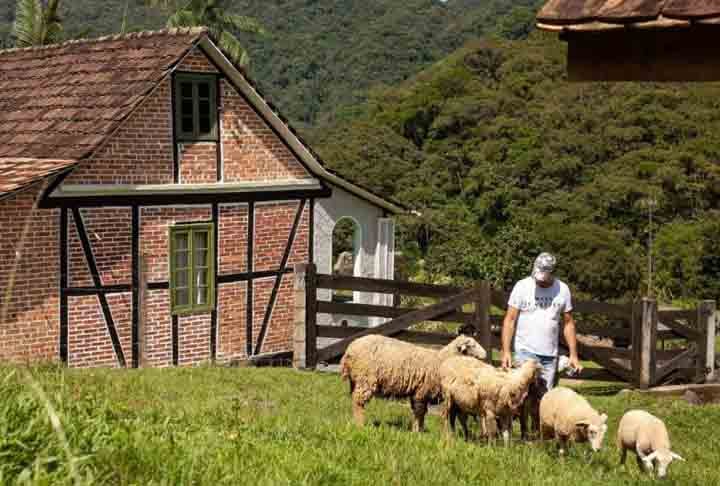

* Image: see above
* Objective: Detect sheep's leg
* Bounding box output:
[485,412,497,446]
[458,413,470,441]
[351,387,373,426]
[620,448,627,465]
[410,398,428,432]
[556,433,568,457]
[520,401,529,441]
[442,399,455,439]
[500,415,512,448]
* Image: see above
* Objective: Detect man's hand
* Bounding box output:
[569,355,583,373]
[501,351,513,370]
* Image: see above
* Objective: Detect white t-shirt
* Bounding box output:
[507,276,573,357]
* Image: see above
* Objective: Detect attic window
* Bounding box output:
[174,74,217,141]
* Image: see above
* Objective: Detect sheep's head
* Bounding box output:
[448,336,487,360]
[644,449,685,478]
[576,413,608,451]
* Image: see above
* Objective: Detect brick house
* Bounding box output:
[0,28,402,368]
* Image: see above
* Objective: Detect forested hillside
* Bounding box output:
[310,34,720,302]
[0,0,537,126]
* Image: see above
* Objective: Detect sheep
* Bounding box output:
[539,386,608,456]
[617,410,685,478]
[440,357,540,446]
[340,334,487,432]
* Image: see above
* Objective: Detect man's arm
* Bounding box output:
[501,306,519,369]
[562,312,583,372]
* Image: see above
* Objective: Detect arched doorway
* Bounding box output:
[332,217,361,302]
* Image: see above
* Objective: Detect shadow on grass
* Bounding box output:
[577,384,627,396]
[370,417,412,431]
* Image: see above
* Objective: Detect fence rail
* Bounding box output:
[293,263,716,388]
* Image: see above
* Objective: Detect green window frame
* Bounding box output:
[169,223,215,315]
[174,74,218,141]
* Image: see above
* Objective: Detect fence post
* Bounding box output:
[696,300,717,383]
[293,263,318,369]
[474,281,492,363]
[635,298,658,389]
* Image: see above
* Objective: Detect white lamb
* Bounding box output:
[617,410,684,478]
[539,386,608,455]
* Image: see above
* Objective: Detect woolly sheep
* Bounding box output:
[440,357,540,446]
[617,410,684,478]
[539,386,608,455]
[340,334,487,432]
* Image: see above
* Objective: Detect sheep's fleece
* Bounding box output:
[340,334,487,431]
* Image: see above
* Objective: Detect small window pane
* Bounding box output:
[181,99,193,116]
[194,231,208,250]
[198,116,211,134]
[176,288,189,306]
[195,268,208,288]
[175,233,188,250]
[182,117,193,133]
[194,249,208,267]
[198,83,210,98]
[199,99,210,115]
[175,250,189,269]
[175,269,188,288]
[195,286,207,306]
[181,82,193,98]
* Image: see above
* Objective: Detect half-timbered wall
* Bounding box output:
[0,43,391,368]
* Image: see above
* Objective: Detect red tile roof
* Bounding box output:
[538,0,720,31]
[0,158,77,198]
[0,28,205,160]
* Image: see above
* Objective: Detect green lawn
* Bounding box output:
[1,365,718,485]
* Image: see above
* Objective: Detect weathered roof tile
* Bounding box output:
[538,0,720,29]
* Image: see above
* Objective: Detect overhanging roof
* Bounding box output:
[537,1,720,81]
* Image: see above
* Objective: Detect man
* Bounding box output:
[501,252,581,391]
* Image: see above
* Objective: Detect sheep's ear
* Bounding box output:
[671,452,686,462]
[459,342,468,353]
[599,413,608,424]
[645,452,658,462]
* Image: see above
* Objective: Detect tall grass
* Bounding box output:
[0,366,718,485]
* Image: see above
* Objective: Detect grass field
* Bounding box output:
[1,365,718,485]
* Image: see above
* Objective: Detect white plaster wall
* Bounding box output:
[315,184,390,327]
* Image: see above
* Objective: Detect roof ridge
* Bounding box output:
[0,27,208,57]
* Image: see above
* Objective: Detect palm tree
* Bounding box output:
[13,0,63,48]
[149,0,264,66]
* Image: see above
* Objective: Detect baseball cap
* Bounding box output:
[532,252,556,283]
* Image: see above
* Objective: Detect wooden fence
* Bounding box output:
[293,263,716,389]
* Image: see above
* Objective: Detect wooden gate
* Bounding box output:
[293,263,716,389]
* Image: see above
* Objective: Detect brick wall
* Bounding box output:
[177,48,218,73]
[0,184,59,363]
[67,292,131,368]
[179,143,217,183]
[218,203,248,274]
[220,80,311,182]
[217,281,247,362]
[65,79,174,185]
[68,208,132,287]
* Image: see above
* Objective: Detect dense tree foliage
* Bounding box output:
[309,35,720,301]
